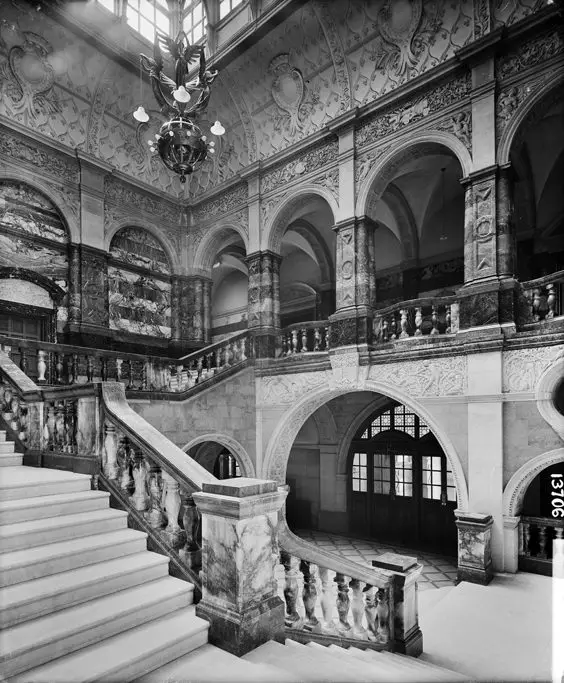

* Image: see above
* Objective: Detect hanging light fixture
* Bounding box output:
[136,0,224,183]
[133,57,150,122]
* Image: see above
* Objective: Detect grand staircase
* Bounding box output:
[0,431,469,682]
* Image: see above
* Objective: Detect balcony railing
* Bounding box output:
[280,321,330,356]
[519,515,564,576]
[521,271,564,323]
[373,296,459,343]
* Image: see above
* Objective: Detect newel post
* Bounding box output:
[193,478,287,656]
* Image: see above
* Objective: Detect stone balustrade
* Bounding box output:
[520,515,564,563]
[0,377,29,445]
[521,271,564,322]
[280,321,330,356]
[373,296,459,343]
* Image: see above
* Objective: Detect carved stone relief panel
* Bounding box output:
[192,183,248,225]
[335,225,356,309]
[496,30,563,80]
[434,109,472,151]
[503,345,564,394]
[494,0,552,30]
[368,355,467,397]
[80,249,108,328]
[496,71,555,142]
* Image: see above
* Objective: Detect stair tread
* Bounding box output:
[1,576,192,660]
[378,650,468,679]
[302,642,376,681]
[0,490,109,512]
[0,508,128,537]
[0,528,147,570]
[0,466,91,488]
[12,607,209,683]
[0,551,171,610]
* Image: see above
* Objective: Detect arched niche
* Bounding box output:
[183,433,254,478]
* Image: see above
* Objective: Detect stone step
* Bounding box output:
[0,508,129,553]
[0,466,91,501]
[0,441,16,453]
[344,647,447,682]
[0,453,23,467]
[0,528,148,587]
[0,430,7,441]
[0,490,110,525]
[303,641,376,681]
[11,607,209,683]
[0,551,171,629]
[1,576,194,679]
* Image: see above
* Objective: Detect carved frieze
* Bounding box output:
[368,355,467,397]
[81,249,108,328]
[472,179,496,277]
[260,140,338,195]
[104,177,180,225]
[258,373,327,406]
[355,145,392,189]
[355,74,471,148]
[496,30,563,80]
[192,183,248,225]
[434,109,472,151]
[496,71,553,141]
[503,346,564,394]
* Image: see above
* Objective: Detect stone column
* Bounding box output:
[372,553,423,656]
[496,164,516,279]
[455,511,494,584]
[246,251,281,358]
[67,243,81,327]
[202,278,212,344]
[170,275,181,352]
[193,478,287,656]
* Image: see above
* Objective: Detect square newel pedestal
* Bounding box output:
[455,511,494,585]
[193,478,288,657]
[372,552,423,656]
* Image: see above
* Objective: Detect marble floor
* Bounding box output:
[295,528,458,590]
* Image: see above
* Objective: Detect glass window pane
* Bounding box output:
[98,0,115,10]
[422,470,432,485]
[446,470,454,487]
[374,481,382,494]
[423,484,431,499]
[433,456,441,470]
[127,9,139,30]
[360,453,366,466]
[193,3,202,23]
[139,15,154,40]
[404,470,412,483]
[128,0,139,10]
[361,429,369,439]
[382,480,390,495]
[353,453,359,467]
[360,480,367,492]
[156,9,169,32]
[405,484,412,497]
[155,0,167,7]
[353,480,359,492]
[140,0,153,18]
[352,465,359,479]
[447,488,457,502]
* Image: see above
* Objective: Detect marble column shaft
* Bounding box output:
[496,165,515,278]
[170,276,181,345]
[68,243,81,325]
[202,279,212,344]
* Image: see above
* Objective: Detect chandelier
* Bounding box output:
[134,1,224,184]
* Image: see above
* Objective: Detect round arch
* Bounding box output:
[0,172,78,243]
[265,186,339,254]
[262,380,469,511]
[286,219,335,285]
[105,220,179,275]
[311,403,338,445]
[356,131,473,217]
[182,433,255,478]
[503,448,564,518]
[497,75,564,167]
[193,221,249,273]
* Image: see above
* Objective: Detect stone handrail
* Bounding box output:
[519,515,564,561]
[521,270,564,322]
[374,295,459,343]
[280,321,330,355]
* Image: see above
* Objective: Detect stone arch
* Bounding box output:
[105,220,179,275]
[286,219,335,285]
[356,132,473,218]
[182,433,255,478]
[193,221,249,273]
[262,380,469,511]
[311,403,338,445]
[265,186,339,254]
[0,267,66,306]
[536,348,564,442]
[380,184,419,262]
[497,75,564,167]
[503,448,564,518]
[0,171,78,243]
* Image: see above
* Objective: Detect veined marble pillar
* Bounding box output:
[246,251,281,358]
[496,165,516,279]
[170,275,181,350]
[67,243,81,327]
[79,245,110,343]
[455,511,494,584]
[193,478,287,656]
[202,278,212,344]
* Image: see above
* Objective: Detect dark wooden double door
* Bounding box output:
[349,431,457,556]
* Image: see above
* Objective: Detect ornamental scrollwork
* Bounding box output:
[260,140,338,195]
[434,109,472,151]
[368,356,467,397]
[496,31,563,80]
[192,183,248,224]
[503,346,564,394]
[104,177,180,224]
[496,71,553,140]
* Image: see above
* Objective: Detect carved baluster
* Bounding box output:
[538,525,548,559]
[54,400,65,451]
[335,573,351,633]
[445,305,452,334]
[375,588,390,643]
[64,400,77,453]
[284,333,291,356]
[318,566,337,633]
[42,401,53,450]
[325,326,330,350]
[399,309,409,338]
[224,342,232,367]
[349,579,368,638]
[86,355,94,383]
[18,403,28,444]
[2,385,13,421]
[180,491,201,568]
[146,461,165,529]
[364,585,377,641]
[414,307,423,336]
[131,451,149,512]
[523,522,531,556]
[99,356,108,382]
[197,356,204,382]
[37,350,47,383]
[555,527,564,540]
[291,329,298,354]
[300,561,319,630]
[55,353,64,384]
[162,471,183,548]
[281,551,303,628]
[19,348,28,376]
[381,318,388,342]
[532,288,541,321]
[313,327,321,352]
[142,361,150,390]
[116,358,123,383]
[215,347,222,371]
[206,352,214,376]
[389,315,397,340]
[240,336,247,362]
[546,284,556,319]
[301,328,308,353]
[103,421,119,480]
[69,353,79,384]
[117,437,133,494]
[9,394,20,432]
[430,305,439,335]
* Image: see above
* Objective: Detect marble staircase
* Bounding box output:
[0,430,209,682]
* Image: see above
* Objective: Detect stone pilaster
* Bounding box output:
[79,245,109,341]
[246,250,281,358]
[455,511,494,585]
[496,165,516,279]
[67,242,81,326]
[202,278,212,345]
[193,478,287,656]
[169,275,182,353]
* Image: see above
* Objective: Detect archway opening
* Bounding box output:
[518,461,564,576]
[285,392,459,561]
[210,231,248,342]
[187,440,242,480]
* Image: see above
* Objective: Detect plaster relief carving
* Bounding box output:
[368,356,467,397]
[378,0,423,77]
[496,71,553,140]
[269,54,307,136]
[496,30,563,80]
[503,346,564,394]
[258,372,327,406]
[192,183,248,225]
[435,109,472,151]
[355,145,393,190]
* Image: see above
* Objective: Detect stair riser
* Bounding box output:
[4,591,193,679]
[0,515,128,554]
[0,479,91,502]
[0,442,16,453]
[103,623,208,683]
[0,537,147,588]
[0,494,110,525]
[0,455,23,467]
[0,561,172,630]
[0,432,7,442]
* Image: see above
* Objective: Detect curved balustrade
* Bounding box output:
[373,296,459,343]
[280,321,330,356]
[521,271,564,323]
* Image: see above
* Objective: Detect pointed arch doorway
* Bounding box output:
[349,403,458,555]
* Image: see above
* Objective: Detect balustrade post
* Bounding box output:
[414,307,423,336]
[349,578,368,639]
[364,585,377,641]
[116,358,123,383]
[180,490,201,569]
[55,353,64,384]
[455,511,494,584]
[532,288,541,321]
[546,284,556,319]
[19,348,28,376]
[300,560,319,631]
[291,329,298,354]
[162,471,183,548]
[100,357,108,382]
[86,356,94,383]
[523,521,531,556]
[318,566,337,633]
[445,305,452,334]
[538,525,548,559]
[117,437,133,494]
[300,328,307,353]
[36,350,47,383]
[399,309,409,338]
[335,573,351,633]
[282,551,303,629]
[146,461,165,529]
[131,451,149,512]
[325,326,330,350]
[313,327,321,352]
[240,337,247,362]
[430,305,439,335]
[375,588,390,644]
[103,420,119,480]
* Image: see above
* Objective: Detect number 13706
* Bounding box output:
[551,474,564,518]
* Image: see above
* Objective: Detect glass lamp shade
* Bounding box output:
[210,120,225,136]
[173,85,190,103]
[156,118,209,184]
[133,106,149,122]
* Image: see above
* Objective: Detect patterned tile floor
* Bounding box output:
[295,529,458,590]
